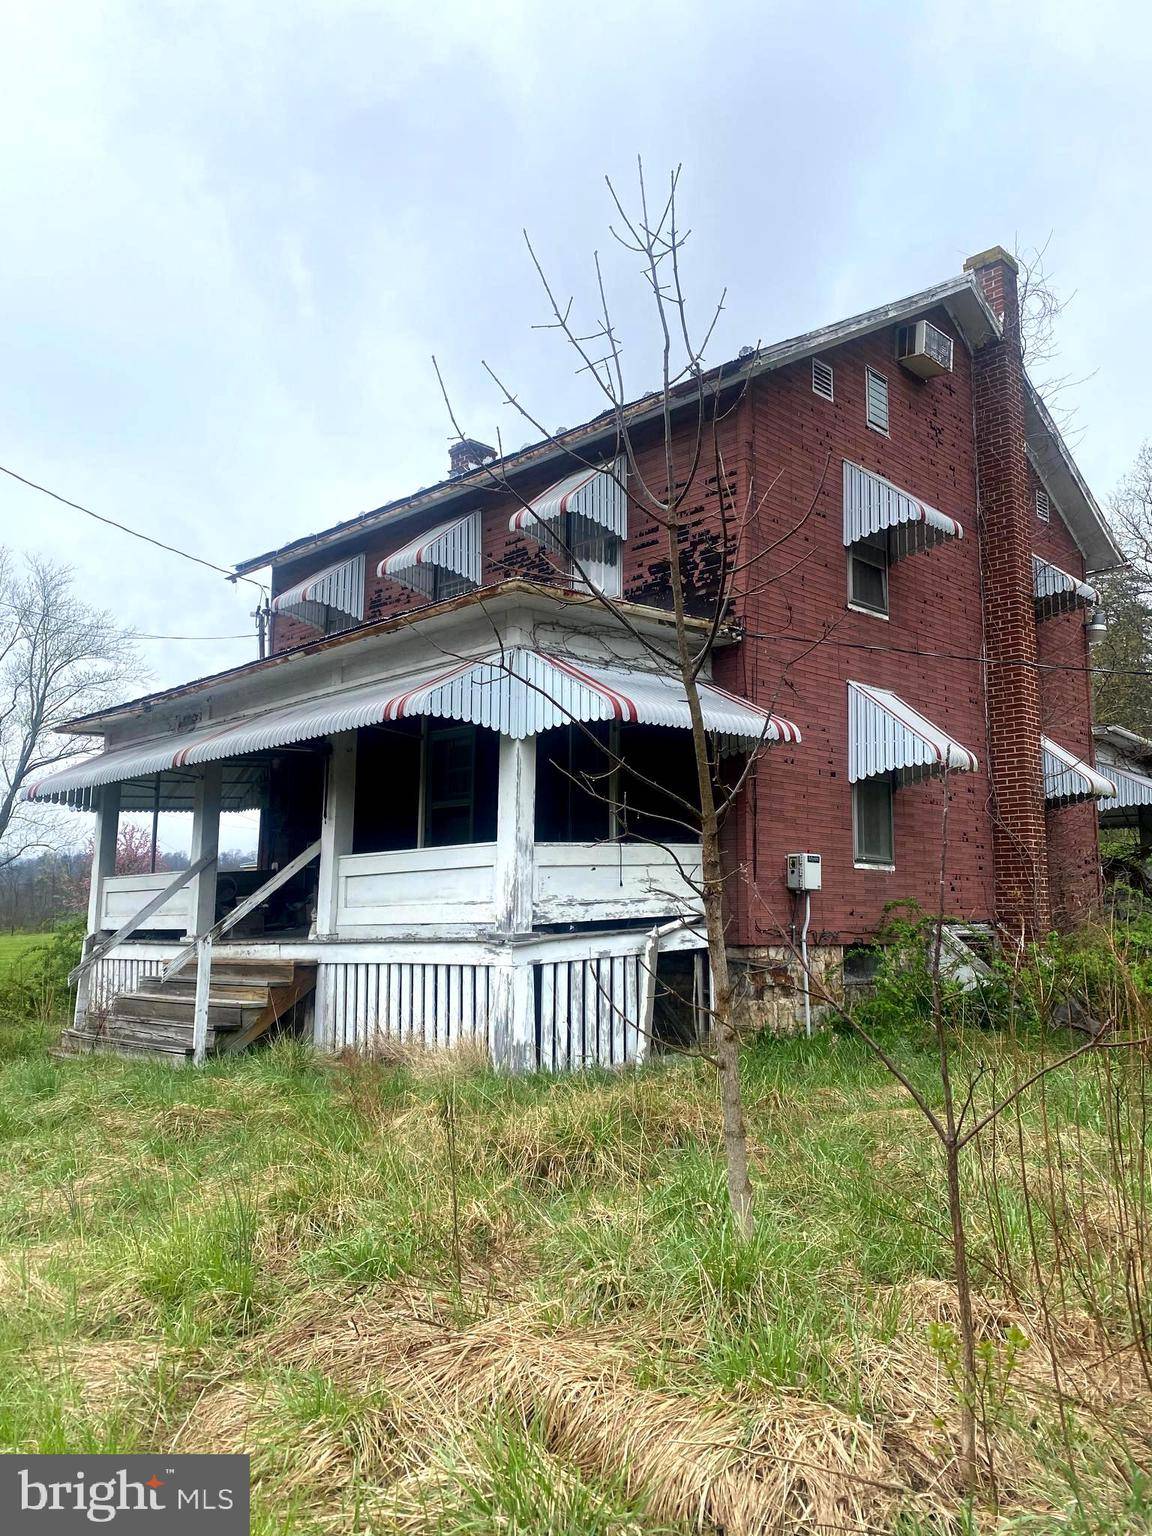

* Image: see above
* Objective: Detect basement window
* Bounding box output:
[853,779,894,867]
[1035,487,1051,523]
[865,367,890,434]
[812,357,834,402]
[848,530,889,615]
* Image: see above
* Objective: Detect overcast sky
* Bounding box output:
[2,0,1149,850]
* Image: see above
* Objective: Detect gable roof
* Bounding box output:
[234,266,1121,578]
[234,273,1000,577]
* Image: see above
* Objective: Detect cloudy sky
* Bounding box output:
[1,0,1149,848]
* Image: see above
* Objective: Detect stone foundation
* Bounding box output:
[729,945,846,1036]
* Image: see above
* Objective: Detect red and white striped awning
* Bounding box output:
[848,681,978,784]
[509,459,628,540]
[1098,762,1152,813]
[271,554,365,631]
[25,649,799,808]
[843,461,963,561]
[378,511,481,596]
[1033,556,1099,617]
[1041,737,1115,806]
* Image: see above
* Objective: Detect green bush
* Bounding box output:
[0,919,84,1025]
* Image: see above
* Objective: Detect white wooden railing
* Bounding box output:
[165,838,322,1065]
[333,840,704,933]
[69,853,216,990]
[100,872,192,932]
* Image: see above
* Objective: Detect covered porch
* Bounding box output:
[27,588,799,1068]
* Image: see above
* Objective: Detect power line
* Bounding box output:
[135,633,253,641]
[752,629,1152,680]
[0,461,266,593]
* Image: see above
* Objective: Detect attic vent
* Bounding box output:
[812,357,834,401]
[1036,487,1051,523]
[895,320,954,379]
[865,367,890,433]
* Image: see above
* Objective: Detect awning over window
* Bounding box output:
[509,460,628,541]
[1033,556,1098,617]
[1098,763,1152,813]
[24,650,799,808]
[271,554,365,631]
[377,511,481,596]
[1041,737,1115,806]
[843,461,963,561]
[848,681,978,785]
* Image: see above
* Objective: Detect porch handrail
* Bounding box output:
[163,838,322,981]
[68,852,216,987]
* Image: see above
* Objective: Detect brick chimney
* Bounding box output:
[449,438,496,477]
[965,246,1051,939]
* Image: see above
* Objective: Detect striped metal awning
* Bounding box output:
[1096,762,1152,813]
[25,649,799,808]
[509,459,628,541]
[271,553,366,631]
[848,681,978,784]
[843,461,963,561]
[1040,737,1115,806]
[1033,556,1098,617]
[378,511,481,596]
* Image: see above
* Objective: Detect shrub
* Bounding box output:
[0,919,84,1025]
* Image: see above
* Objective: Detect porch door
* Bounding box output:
[422,723,476,846]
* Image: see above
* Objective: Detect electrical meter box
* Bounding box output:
[786,852,822,891]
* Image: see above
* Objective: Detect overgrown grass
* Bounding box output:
[0,931,50,976]
[0,1012,1148,1533]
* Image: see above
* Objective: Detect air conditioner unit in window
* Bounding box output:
[895,320,954,379]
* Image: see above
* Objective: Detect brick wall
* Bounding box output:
[715,307,996,949]
[1031,464,1103,924]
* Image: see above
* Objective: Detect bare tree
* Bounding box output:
[0,551,139,867]
[435,163,820,1236]
[1016,236,1092,446]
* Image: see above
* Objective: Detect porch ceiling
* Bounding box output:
[25,648,799,809]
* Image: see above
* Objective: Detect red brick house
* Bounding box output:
[28,246,1122,1064]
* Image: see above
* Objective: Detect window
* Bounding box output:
[567,512,622,598]
[812,357,834,401]
[853,779,894,866]
[865,367,890,433]
[1035,487,1050,523]
[848,530,889,615]
[421,723,498,847]
[429,567,473,603]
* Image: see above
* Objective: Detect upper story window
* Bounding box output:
[270,553,366,636]
[812,357,834,401]
[510,458,628,598]
[841,461,964,620]
[379,510,481,602]
[865,367,890,434]
[1035,487,1051,523]
[848,530,889,615]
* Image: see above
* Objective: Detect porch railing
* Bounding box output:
[68,852,216,991]
[164,838,322,1065]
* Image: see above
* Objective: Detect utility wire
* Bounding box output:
[754,629,1152,679]
[0,462,266,593]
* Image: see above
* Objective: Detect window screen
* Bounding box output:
[853,779,894,866]
[849,530,889,614]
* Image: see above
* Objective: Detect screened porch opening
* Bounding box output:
[533,723,702,843]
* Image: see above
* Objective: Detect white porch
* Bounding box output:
[27,588,798,1069]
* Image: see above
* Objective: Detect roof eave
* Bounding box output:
[58,581,720,737]
[234,275,1002,577]
[1024,380,1125,574]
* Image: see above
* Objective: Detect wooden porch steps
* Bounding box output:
[60,958,316,1063]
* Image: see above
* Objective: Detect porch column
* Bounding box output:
[494,734,536,934]
[185,762,222,939]
[490,959,536,1071]
[86,782,121,936]
[76,782,121,1028]
[316,731,357,939]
